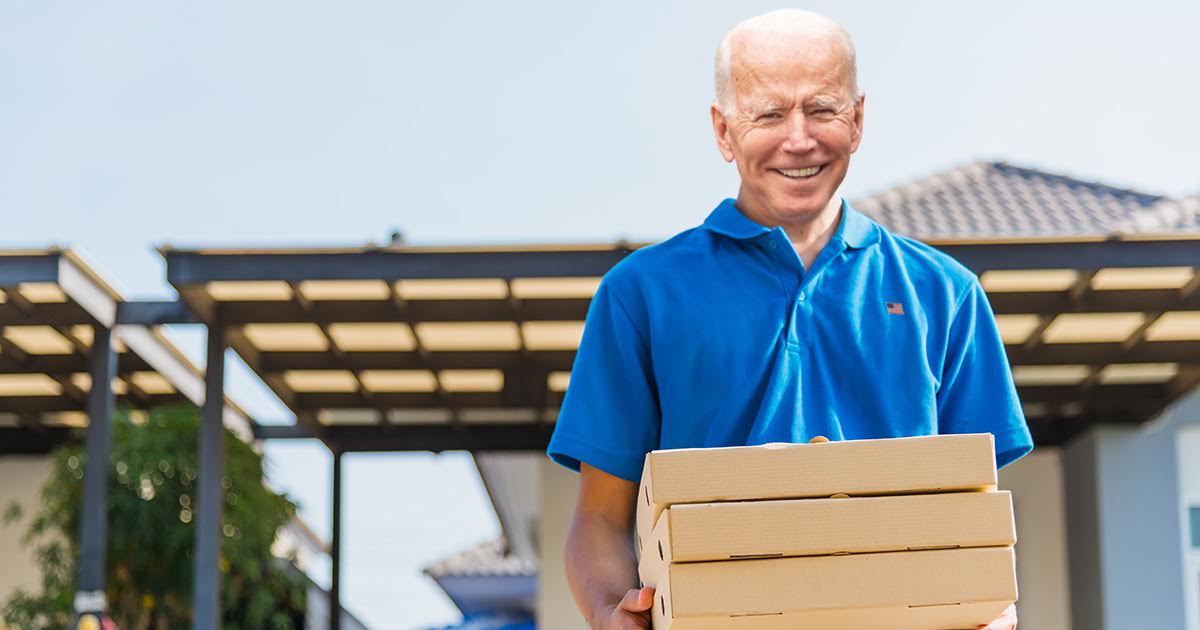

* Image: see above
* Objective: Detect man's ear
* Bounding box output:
[711,104,736,162]
[850,93,865,153]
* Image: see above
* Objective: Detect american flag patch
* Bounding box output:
[885,302,905,315]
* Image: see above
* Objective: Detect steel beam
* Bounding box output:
[256,423,553,452]
[989,288,1200,315]
[208,299,590,325]
[938,239,1200,272]
[164,248,636,285]
[0,253,60,285]
[162,240,1200,287]
[257,350,575,373]
[0,354,157,376]
[0,427,77,453]
[1011,343,1200,366]
[0,302,95,326]
[192,323,226,630]
[115,300,198,325]
[252,424,316,440]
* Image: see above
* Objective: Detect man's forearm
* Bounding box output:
[565,512,641,626]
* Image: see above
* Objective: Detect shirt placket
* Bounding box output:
[765,229,847,351]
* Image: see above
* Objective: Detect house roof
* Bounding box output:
[1115,195,1200,234]
[423,537,537,619]
[424,537,536,579]
[852,161,1173,239]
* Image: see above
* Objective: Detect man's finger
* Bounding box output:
[617,586,655,612]
[616,588,641,612]
[975,603,1017,630]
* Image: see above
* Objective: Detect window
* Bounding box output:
[1191,506,1200,549]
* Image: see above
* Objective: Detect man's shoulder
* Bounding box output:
[871,223,979,299]
[601,225,713,291]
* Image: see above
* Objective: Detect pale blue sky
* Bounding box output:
[2,1,1197,627]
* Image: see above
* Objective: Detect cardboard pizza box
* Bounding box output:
[650,546,1016,629]
[638,490,1015,587]
[635,434,998,551]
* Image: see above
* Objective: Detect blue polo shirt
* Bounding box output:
[547,198,1033,482]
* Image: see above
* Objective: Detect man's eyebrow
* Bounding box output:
[739,99,782,117]
[808,95,844,109]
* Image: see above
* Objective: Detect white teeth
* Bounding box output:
[778,166,821,178]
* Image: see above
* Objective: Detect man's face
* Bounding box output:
[712,35,864,226]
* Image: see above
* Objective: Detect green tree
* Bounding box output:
[2,404,306,630]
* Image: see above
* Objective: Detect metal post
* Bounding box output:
[192,323,226,630]
[330,449,342,630]
[75,326,116,627]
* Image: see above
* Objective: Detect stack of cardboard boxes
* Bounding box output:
[636,434,1017,629]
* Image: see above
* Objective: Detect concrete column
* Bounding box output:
[1062,414,1190,629]
[997,448,1072,629]
[536,459,588,630]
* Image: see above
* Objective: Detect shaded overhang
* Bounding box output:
[160,235,1200,450]
[422,537,537,618]
[0,248,253,452]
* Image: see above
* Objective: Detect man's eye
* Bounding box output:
[757,113,782,121]
[812,108,833,115]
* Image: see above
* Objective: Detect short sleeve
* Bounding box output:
[937,279,1034,469]
[546,279,661,482]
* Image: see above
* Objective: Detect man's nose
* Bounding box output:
[780,114,818,152]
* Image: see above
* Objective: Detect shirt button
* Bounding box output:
[798,293,807,302]
[769,241,777,249]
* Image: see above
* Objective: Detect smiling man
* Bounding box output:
[546,9,1031,630]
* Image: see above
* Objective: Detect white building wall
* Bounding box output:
[0,456,55,609]
[536,459,588,630]
[998,448,1073,630]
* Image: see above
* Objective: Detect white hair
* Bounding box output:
[714,9,860,114]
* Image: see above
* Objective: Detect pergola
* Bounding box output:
[0,249,253,625]
[5,228,1199,630]
[160,237,1200,448]
[161,244,637,452]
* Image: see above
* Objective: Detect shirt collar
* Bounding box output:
[701,198,878,249]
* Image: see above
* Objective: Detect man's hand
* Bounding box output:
[595,586,655,629]
[976,604,1017,630]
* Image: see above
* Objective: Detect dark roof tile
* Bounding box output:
[424,537,536,579]
[852,161,1181,239]
[1115,195,1200,233]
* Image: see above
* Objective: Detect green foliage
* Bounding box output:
[2,405,306,630]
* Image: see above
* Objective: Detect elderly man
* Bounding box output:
[546,9,1030,630]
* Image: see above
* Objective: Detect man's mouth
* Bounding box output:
[774,165,823,179]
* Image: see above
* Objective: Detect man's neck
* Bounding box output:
[737,194,844,271]
[782,196,843,270]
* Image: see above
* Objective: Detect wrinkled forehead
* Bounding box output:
[729,32,852,96]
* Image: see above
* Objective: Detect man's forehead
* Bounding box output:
[734,24,844,58]
[730,48,850,105]
[731,36,847,87]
